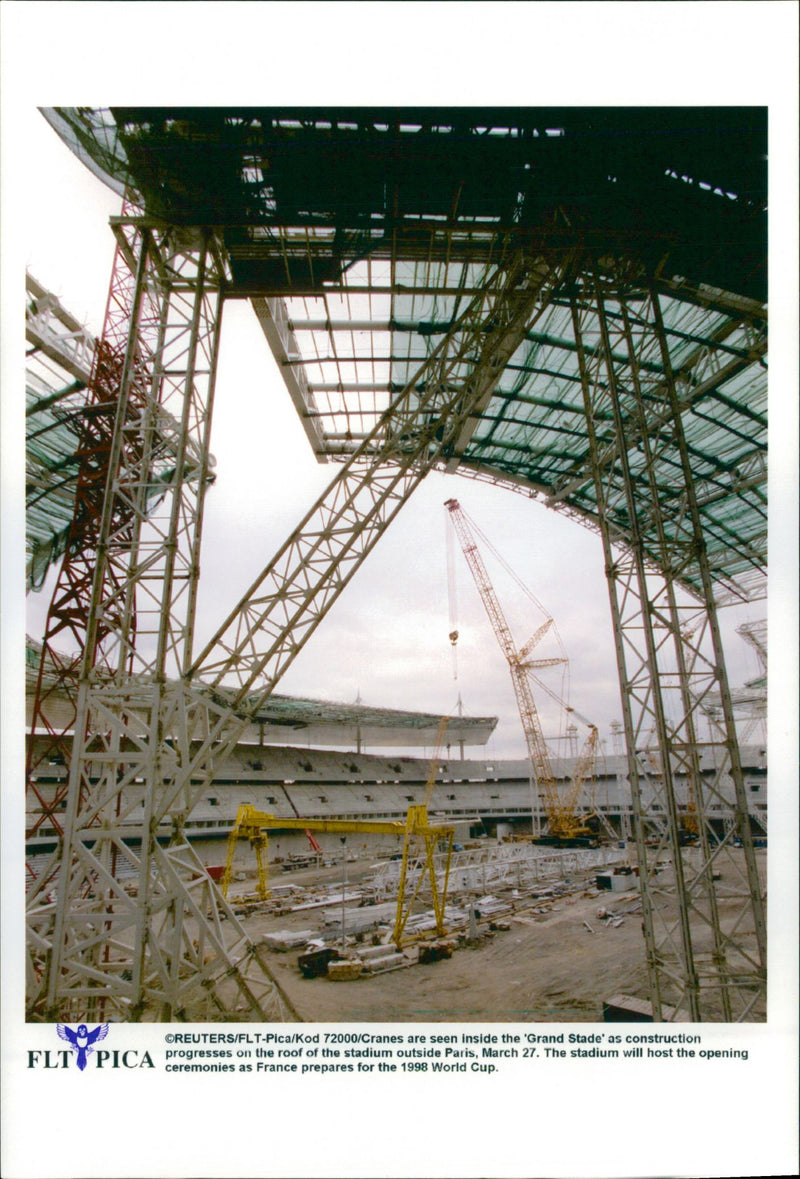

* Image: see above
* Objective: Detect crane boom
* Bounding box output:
[445,499,561,828]
[445,499,597,844]
[563,724,599,822]
[423,716,450,811]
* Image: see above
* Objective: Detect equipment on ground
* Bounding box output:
[221,803,455,947]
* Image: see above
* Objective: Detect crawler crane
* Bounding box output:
[445,499,597,846]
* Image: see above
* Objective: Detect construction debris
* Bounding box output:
[360,951,408,974]
[418,940,456,964]
[262,928,315,952]
[327,960,363,981]
[298,947,340,978]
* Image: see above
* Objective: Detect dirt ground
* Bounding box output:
[229,847,767,1023]
[234,857,653,1022]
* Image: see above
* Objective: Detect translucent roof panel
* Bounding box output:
[270,264,767,603]
[25,275,97,591]
[44,107,768,602]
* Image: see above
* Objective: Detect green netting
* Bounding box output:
[25,373,86,591]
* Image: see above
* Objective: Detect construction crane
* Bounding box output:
[221,803,455,948]
[423,715,449,811]
[445,498,597,845]
[559,722,600,834]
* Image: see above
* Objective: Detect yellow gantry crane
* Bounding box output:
[221,800,455,948]
[445,498,597,845]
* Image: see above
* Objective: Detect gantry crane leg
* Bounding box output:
[220,805,455,949]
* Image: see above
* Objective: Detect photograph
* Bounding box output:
[2,5,797,1179]
[21,103,771,1027]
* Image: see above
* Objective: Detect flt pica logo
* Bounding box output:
[57,1023,108,1069]
[27,1023,155,1071]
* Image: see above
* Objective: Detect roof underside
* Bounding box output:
[25,638,495,747]
[43,107,768,602]
[240,694,496,749]
[25,274,97,591]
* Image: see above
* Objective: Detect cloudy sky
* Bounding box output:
[20,105,773,761]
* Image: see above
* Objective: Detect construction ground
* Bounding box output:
[222,847,767,1023]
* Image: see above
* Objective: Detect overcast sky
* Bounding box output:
[21,106,771,761]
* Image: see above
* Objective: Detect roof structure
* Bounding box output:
[26,271,221,593]
[42,107,768,603]
[30,107,772,1026]
[24,637,496,749]
[699,618,767,726]
[25,274,97,591]
[231,694,496,750]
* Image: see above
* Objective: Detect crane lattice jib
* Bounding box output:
[422,716,450,811]
[445,500,562,829]
[564,725,599,821]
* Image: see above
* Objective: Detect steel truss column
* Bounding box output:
[26,206,167,1012]
[26,203,156,857]
[570,272,766,1021]
[31,244,570,1020]
[29,220,294,1021]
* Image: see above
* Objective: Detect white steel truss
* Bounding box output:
[29,220,294,1021]
[569,270,767,1021]
[369,841,628,902]
[30,237,571,1020]
[26,272,96,384]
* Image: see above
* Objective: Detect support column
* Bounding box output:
[29,220,294,1021]
[32,242,571,1020]
[569,272,766,1021]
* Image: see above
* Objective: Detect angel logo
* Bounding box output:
[56,1023,109,1070]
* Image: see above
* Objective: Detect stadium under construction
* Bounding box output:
[25,107,767,1024]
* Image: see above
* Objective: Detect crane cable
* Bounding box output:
[446,506,459,680]
[463,509,569,662]
[449,503,579,739]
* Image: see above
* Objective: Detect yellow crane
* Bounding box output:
[445,498,597,845]
[221,803,455,948]
[422,715,449,811]
[560,719,600,833]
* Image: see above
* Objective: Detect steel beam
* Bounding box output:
[30,242,569,1020]
[26,273,97,385]
[569,272,766,1021]
[28,220,294,1022]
